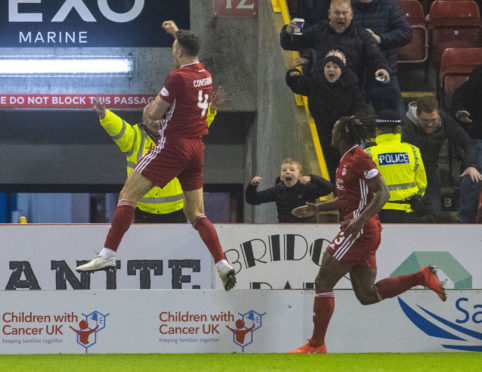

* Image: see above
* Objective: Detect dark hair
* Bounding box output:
[416,96,439,116]
[176,30,200,57]
[337,116,368,146]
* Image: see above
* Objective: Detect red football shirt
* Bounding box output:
[336,145,382,231]
[159,62,213,138]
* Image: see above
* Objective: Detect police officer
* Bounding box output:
[93,87,225,223]
[365,110,428,222]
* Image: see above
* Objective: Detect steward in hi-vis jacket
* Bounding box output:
[94,97,218,223]
[365,111,427,222]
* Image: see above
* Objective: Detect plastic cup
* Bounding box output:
[292,18,305,35]
[376,74,386,82]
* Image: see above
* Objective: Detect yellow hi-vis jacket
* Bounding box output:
[100,108,217,215]
[365,133,427,213]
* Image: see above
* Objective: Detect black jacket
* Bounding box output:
[245,175,333,222]
[351,0,412,75]
[450,65,482,140]
[285,68,366,133]
[402,103,477,179]
[285,68,366,182]
[280,20,389,82]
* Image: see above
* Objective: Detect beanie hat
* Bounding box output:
[376,110,401,128]
[323,49,346,74]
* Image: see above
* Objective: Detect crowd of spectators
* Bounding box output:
[247,0,481,223]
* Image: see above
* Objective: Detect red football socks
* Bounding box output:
[375,272,424,299]
[104,199,136,252]
[310,291,335,347]
[193,216,225,263]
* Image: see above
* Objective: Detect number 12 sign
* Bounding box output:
[213,0,257,17]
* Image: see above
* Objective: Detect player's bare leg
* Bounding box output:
[373,265,446,302]
[288,252,348,354]
[350,266,380,305]
[76,170,153,273]
[184,188,236,291]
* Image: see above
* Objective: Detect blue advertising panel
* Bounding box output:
[0,0,190,47]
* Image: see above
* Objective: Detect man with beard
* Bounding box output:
[92,87,225,223]
[402,96,481,221]
[77,21,236,291]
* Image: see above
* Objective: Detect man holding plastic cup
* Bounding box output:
[281,0,390,100]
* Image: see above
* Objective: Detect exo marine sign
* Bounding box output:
[0,0,190,47]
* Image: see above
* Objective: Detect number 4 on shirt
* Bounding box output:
[197,90,209,117]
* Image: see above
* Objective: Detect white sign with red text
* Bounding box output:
[0,289,479,353]
[0,94,155,109]
[0,290,302,354]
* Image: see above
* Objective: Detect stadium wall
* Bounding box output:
[0,224,480,291]
[0,289,480,354]
[0,1,316,226]
[0,0,260,187]
[0,223,480,353]
[243,0,318,223]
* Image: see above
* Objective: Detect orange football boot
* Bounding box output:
[419,265,447,302]
[287,341,327,354]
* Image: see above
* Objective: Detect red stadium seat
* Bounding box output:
[428,0,482,65]
[439,47,482,108]
[397,0,428,63]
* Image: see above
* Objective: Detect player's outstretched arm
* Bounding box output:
[292,203,317,218]
[292,199,338,218]
[162,20,179,37]
[342,177,389,237]
[146,96,171,121]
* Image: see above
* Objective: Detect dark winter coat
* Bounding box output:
[286,68,366,133]
[351,0,412,75]
[285,67,366,182]
[280,20,389,82]
[450,65,482,140]
[245,175,333,223]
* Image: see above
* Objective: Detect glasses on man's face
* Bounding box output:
[419,116,440,126]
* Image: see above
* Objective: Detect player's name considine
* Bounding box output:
[193,77,212,88]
